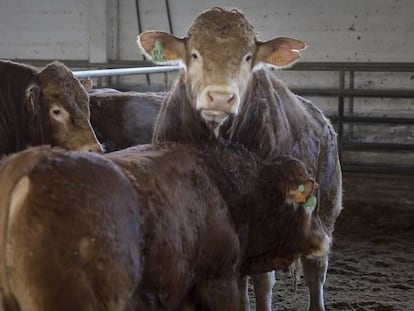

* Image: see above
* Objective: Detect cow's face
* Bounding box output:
[138,7,305,134]
[38,62,103,152]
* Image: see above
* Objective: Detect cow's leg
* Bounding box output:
[238,276,250,311]
[251,271,275,311]
[301,255,328,311]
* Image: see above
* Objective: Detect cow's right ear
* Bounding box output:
[137,31,186,65]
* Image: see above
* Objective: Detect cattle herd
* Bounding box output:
[0,7,342,311]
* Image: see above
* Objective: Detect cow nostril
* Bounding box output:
[207,91,214,102]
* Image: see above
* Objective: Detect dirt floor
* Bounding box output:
[248,193,414,310]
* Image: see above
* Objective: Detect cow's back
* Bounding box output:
[106,144,240,309]
[0,147,142,311]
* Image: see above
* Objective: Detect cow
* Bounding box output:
[0,60,103,155]
[137,7,342,311]
[88,91,164,152]
[0,142,328,311]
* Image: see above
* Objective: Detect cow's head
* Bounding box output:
[37,62,103,152]
[138,7,305,133]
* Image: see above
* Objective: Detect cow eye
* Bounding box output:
[191,53,198,59]
[52,108,61,115]
[245,54,253,62]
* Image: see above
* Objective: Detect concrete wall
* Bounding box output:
[1,0,413,62]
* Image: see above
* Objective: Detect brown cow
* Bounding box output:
[0,142,327,311]
[0,60,103,155]
[138,7,342,311]
[88,91,164,152]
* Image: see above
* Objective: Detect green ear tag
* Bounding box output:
[298,184,305,192]
[303,194,317,209]
[151,41,166,62]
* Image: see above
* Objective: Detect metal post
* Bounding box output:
[338,70,345,157]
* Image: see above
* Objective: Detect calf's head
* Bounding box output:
[138,7,305,133]
[37,62,103,152]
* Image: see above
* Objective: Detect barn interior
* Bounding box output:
[1,0,413,310]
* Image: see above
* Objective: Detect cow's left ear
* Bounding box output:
[137,31,186,65]
[287,179,315,204]
[254,37,306,69]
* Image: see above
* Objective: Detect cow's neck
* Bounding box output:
[200,145,298,264]
[225,69,296,161]
[152,71,214,144]
[200,143,324,274]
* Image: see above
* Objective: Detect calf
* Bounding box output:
[138,7,342,311]
[0,60,102,155]
[0,142,327,311]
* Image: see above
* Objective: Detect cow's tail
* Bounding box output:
[0,146,52,311]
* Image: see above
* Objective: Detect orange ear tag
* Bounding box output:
[294,184,307,203]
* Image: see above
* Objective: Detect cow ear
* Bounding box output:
[254,37,306,69]
[25,82,40,112]
[287,179,315,204]
[137,31,186,65]
[79,79,93,92]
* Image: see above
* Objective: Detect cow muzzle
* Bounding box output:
[197,86,240,130]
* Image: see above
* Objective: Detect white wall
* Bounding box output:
[0,0,413,63]
[0,0,106,61]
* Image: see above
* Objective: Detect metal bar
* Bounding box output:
[337,70,345,155]
[341,116,414,125]
[342,164,414,176]
[342,142,414,151]
[73,65,181,78]
[165,0,173,34]
[290,62,414,72]
[349,70,355,139]
[135,0,151,85]
[293,89,414,98]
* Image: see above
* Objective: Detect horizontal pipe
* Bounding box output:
[342,142,414,152]
[73,65,182,78]
[294,88,414,98]
[327,115,414,125]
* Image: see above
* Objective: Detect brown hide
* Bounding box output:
[154,69,341,234]
[226,70,342,233]
[0,147,141,311]
[0,60,102,155]
[0,143,325,311]
[0,145,240,311]
[89,91,164,152]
